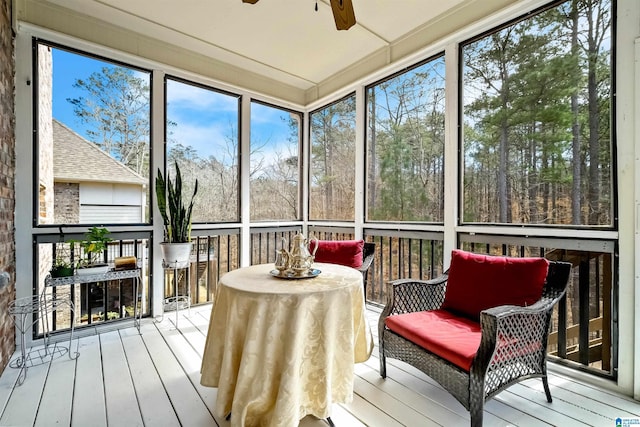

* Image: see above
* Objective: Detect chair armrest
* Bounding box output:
[474,302,557,377]
[356,253,374,274]
[357,242,376,275]
[482,299,551,319]
[378,275,448,342]
[381,274,448,317]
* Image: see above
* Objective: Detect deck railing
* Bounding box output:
[163,230,241,306]
[458,233,615,379]
[34,226,617,379]
[36,230,241,334]
[249,226,302,265]
[306,227,615,379]
[362,229,445,305]
[307,226,445,305]
[36,233,151,334]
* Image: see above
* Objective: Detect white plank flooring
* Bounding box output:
[0,304,639,427]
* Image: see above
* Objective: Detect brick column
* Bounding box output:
[0,0,16,374]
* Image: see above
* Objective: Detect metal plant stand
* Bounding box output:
[46,269,143,333]
[160,260,191,328]
[8,293,79,385]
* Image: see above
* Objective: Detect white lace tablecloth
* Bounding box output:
[200,263,373,427]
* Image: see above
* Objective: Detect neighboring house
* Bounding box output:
[52,119,147,224]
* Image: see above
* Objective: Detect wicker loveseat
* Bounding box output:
[378,249,572,427]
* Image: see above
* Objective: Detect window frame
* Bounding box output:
[32,38,154,229]
[456,0,617,230]
[248,98,304,222]
[363,52,447,225]
[164,74,242,224]
[308,91,357,222]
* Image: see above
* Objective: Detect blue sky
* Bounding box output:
[166,78,239,163]
[51,47,297,169]
[51,48,105,136]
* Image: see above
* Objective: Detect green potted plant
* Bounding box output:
[50,236,75,278]
[74,226,113,275]
[50,257,74,278]
[155,161,198,266]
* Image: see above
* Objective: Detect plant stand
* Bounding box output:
[8,293,79,385]
[160,260,191,328]
[45,269,143,333]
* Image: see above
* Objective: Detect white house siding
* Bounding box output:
[80,205,142,224]
[79,182,146,223]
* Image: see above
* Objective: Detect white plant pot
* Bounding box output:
[76,264,110,276]
[160,242,193,268]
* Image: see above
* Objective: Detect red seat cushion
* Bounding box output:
[385,309,481,371]
[442,250,549,320]
[310,239,364,269]
[385,309,544,371]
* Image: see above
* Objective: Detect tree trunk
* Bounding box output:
[586,0,601,225]
[368,92,377,218]
[570,0,582,225]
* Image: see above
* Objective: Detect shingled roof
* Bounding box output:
[53,119,147,185]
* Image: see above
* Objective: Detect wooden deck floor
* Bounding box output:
[1,304,639,427]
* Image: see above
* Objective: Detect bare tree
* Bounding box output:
[68,66,150,175]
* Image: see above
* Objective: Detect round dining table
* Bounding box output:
[200,262,373,427]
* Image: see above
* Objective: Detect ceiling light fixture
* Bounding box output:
[242,0,356,31]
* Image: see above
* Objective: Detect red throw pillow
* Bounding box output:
[309,240,364,269]
[441,249,549,320]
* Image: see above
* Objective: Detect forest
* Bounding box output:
[57,0,612,228]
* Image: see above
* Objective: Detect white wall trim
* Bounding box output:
[14,31,36,346]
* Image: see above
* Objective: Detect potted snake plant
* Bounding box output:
[155,161,198,267]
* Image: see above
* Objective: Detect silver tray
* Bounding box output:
[269,268,321,280]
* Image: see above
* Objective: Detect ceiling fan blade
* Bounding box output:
[330,0,356,30]
[243,0,355,31]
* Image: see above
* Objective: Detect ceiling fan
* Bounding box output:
[242,0,356,31]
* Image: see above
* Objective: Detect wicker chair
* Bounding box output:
[356,242,375,292]
[311,240,375,280]
[378,255,571,427]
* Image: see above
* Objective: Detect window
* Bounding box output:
[309,94,356,221]
[165,77,240,223]
[460,0,613,226]
[250,101,301,221]
[36,42,151,225]
[366,55,446,222]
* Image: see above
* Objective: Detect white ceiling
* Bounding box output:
[21,0,518,104]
